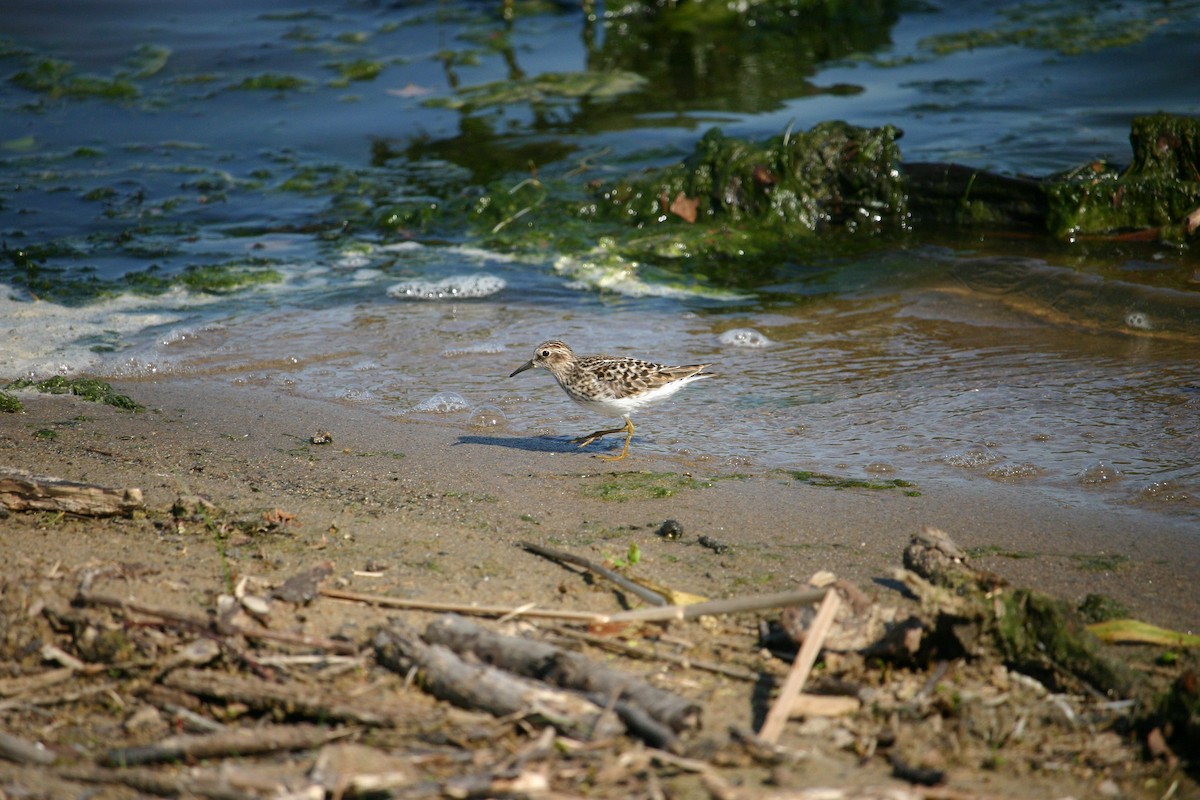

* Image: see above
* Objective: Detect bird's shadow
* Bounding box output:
[455,434,622,455]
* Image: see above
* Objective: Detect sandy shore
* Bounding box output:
[3,376,1199,798]
[3,376,1197,633]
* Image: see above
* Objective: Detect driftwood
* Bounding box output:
[425,614,700,739]
[0,729,55,766]
[100,723,351,767]
[0,467,144,516]
[162,667,399,728]
[373,621,626,742]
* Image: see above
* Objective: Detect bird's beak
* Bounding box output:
[509,360,535,378]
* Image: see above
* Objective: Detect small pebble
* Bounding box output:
[657,519,683,540]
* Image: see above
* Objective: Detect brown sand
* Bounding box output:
[1,377,1197,797]
[4,377,1196,630]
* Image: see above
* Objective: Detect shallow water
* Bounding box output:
[2,0,1199,525]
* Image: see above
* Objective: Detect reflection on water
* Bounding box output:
[114,250,1199,523]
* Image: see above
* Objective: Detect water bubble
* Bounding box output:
[864,462,896,474]
[387,274,505,300]
[1077,461,1122,485]
[1124,311,1151,330]
[942,444,1002,469]
[1139,480,1191,503]
[414,391,469,413]
[718,328,772,348]
[985,462,1044,482]
[467,404,506,428]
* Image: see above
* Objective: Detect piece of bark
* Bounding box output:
[788,693,861,718]
[163,668,400,728]
[0,467,144,516]
[271,562,334,604]
[424,614,700,735]
[100,723,350,767]
[373,622,624,742]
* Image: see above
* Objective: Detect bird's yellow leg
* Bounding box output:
[594,418,635,462]
[574,418,631,448]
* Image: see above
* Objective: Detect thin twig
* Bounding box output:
[607,588,828,624]
[548,626,759,681]
[320,586,608,622]
[521,541,668,606]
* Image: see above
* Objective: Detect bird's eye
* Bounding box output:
[540,350,550,357]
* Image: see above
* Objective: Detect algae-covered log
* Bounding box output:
[451,115,1200,289]
[1046,113,1200,240]
[589,122,907,236]
[583,114,1200,247]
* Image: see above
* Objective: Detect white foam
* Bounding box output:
[553,252,750,301]
[413,391,469,412]
[718,328,772,348]
[386,274,506,300]
[0,284,208,378]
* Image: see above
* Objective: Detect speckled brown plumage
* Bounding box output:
[509,340,713,461]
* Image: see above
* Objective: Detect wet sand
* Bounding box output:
[3,376,1197,634]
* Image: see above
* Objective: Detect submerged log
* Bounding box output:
[0,468,144,517]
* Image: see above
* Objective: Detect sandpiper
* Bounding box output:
[509,340,713,461]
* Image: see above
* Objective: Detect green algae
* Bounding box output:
[1078,593,1131,624]
[0,391,22,413]
[580,471,711,502]
[231,73,311,92]
[589,123,906,236]
[789,469,919,494]
[5,377,144,412]
[326,58,385,85]
[179,262,283,294]
[1,242,283,305]
[1046,114,1200,241]
[9,58,139,100]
